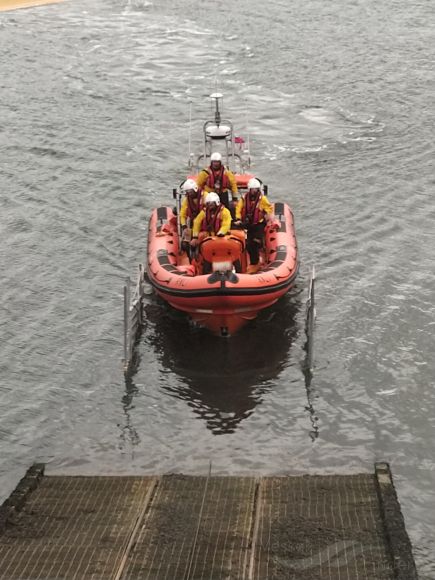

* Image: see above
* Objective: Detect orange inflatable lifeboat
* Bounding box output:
[146,93,299,335]
[147,201,298,336]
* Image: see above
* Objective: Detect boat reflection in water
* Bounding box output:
[144,291,301,435]
[119,375,141,453]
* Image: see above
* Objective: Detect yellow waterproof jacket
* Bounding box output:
[180,196,203,227]
[235,194,273,222]
[192,206,232,237]
[196,166,238,196]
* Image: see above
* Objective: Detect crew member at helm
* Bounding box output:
[234,178,277,272]
[190,192,232,247]
[196,152,238,212]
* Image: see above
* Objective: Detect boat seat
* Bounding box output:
[199,234,245,272]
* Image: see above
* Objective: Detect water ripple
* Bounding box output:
[1,0,434,574]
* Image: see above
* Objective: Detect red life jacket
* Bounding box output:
[205,166,231,194]
[186,193,202,221]
[241,191,264,225]
[201,206,223,234]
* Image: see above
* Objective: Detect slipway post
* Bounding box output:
[305,265,316,373]
[123,280,129,366]
[123,265,145,375]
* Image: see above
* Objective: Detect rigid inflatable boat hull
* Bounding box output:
[147,202,298,335]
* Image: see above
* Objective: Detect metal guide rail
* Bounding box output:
[123,264,145,374]
[123,265,316,374]
[305,265,316,373]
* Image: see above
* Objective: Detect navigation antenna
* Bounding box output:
[244,98,251,169]
[187,100,194,168]
[203,93,235,168]
[212,92,222,126]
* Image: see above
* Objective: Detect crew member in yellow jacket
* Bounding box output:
[190,192,233,274]
[234,178,278,272]
[195,152,238,213]
[179,179,202,229]
[190,192,232,244]
[178,178,203,254]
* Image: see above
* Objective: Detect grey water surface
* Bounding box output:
[1,0,434,576]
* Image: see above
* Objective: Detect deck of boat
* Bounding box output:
[0,463,417,579]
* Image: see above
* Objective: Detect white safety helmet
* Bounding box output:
[204,192,220,205]
[182,178,198,192]
[247,177,261,190]
[210,152,222,162]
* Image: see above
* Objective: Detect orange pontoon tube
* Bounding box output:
[147,202,298,336]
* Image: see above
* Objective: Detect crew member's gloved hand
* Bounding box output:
[233,220,242,226]
[216,232,225,237]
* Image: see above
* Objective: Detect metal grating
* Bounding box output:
[122,475,257,580]
[252,475,393,580]
[0,468,414,579]
[0,475,156,580]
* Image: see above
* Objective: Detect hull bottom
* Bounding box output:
[189,310,258,336]
[163,294,282,336]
